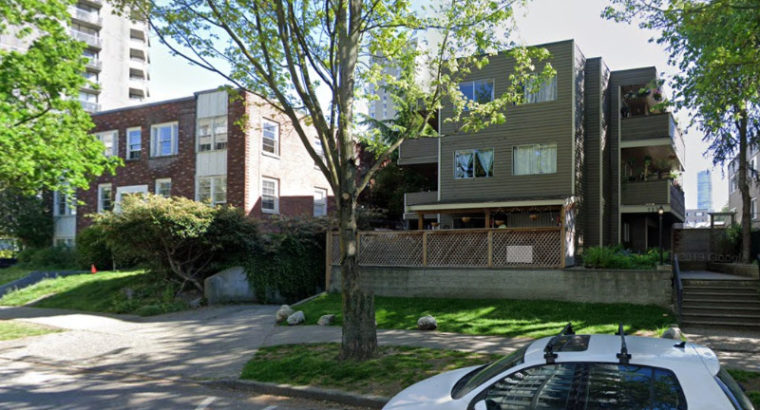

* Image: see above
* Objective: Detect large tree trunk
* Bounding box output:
[737,110,752,263]
[338,198,377,360]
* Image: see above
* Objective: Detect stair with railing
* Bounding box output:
[680,278,760,329]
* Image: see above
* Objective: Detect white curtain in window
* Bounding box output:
[455,151,474,178]
[538,144,557,173]
[514,144,556,175]
[525,76,557,103]
[476,149,494,177]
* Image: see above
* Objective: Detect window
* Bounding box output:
[262,119,279,155]
[524,75,558,103]
[455,149,494,179]
[482,363,686,409]
[752,199,757,220]
[513,144,557,175]
[716,368,755,410]
[730,175,737,193]
[197,116,228,151]
[314,138,325,166]
[96,130,118,157]
[155,178,171,198]
[262,178,279,213]
[314,188,328,216]
[451,345,528,399]
[459,79,494,106]
[97,184,112,213]
[197,176,226,205]
[127,127,141,160]
[54,192,76,216]
[151,122,178,157]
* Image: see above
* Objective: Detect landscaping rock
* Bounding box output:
[417,315,437,331]
[317,314,335,326]
[661,326,683,340]
[287,311,305,325]
[276,305,294,323]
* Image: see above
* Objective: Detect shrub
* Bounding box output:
[75,225,139,270]
[245,216,327,303]
[92,194,258,292]
[583,246,667,269]
[17,246,77,270]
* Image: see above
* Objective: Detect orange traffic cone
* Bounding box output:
[91,264,97,274]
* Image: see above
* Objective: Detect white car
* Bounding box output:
[384,324,754,410]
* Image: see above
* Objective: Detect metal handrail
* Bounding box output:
[673,255,683,319]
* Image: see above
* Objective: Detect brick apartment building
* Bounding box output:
[53,88,332,245]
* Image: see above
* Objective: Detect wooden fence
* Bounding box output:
[327,227,564,270]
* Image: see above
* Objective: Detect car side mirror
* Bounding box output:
[473,400,487,410]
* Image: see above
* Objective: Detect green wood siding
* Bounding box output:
[439,40,576,203]
[583,58,603,247]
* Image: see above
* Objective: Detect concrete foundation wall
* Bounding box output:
[328,266,672,307]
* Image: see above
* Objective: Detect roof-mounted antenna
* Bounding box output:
[616,323,631,365]
[544,323,575,364]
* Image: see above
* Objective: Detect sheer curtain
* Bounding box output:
[456,151,474,178]
[476,149,494,177]
[525,76,557,103]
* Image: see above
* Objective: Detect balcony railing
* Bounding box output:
[80,101,100,112]
[69,7,102,27]
[70,30,102,49]
[403,191,438,219]
[621,179,685,218]
[85,58,102,71]
[398,138,438,165]
[621,113,685,166]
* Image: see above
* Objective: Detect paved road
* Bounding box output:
[0,358,368,410]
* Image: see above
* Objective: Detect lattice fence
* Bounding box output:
[426,230,489,267]
[358,231,424,266]
[492,229,562,268]
[328,228,563,268]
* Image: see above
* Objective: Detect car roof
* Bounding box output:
[523,334,720,376]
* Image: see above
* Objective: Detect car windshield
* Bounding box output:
[451,344,529,399]
[716,368,755,410]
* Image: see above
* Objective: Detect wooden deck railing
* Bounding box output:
[326,227,564,270]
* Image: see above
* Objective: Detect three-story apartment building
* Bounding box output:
[398,40,685,259]
[53,88,332,244]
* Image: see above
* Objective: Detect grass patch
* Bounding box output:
[0,266,33,286]
[297,294,673,338]
[0,320,59,341]
[241,343,499,397]
[727,369,760,407]
[0,270,188,316]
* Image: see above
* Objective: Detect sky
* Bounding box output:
[146,0,727,211]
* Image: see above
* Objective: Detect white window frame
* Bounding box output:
[126,127,141,160]
[197,115,228,152]
[96,130,118,157]
[150,121,179,157]
[512,143,558,176]
[314,187,328,217]
[97,183,112,213]
[262,177,279,214]
[262,118,280,157]
[155,178,172,198]
[53,191,76,216]
[196,176,226,206]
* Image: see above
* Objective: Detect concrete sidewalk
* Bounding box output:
[1,304,759,384]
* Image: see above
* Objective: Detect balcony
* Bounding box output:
[621,179,685,220]
[403,191,438,220]
[69,7,102,28]
[70,30,102,49]
[621,113,685,167]
[80,101,100,112]
[78,0,102,8]
[85,58,102,72]
[398,138,438,166]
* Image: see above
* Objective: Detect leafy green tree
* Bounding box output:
[0,0,120,195]
[603,0,760,262]
[0,189,53,249]
[115,0,553,359]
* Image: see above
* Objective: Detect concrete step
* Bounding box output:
[682,279,760,288]
[681,318,760,328]
[682,292,760,301]
[682,287,760,295]
[682,306,760,316]
[682,310,760,319]
[683,302,760,311]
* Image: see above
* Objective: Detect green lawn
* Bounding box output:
[0,270,188,316]
[0,266,33,286]
[727,369,760,407]
[242,343,499,397]
[297,293,673,338]
[0,320,59,341]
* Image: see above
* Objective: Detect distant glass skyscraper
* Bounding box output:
[697,170,712,211]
